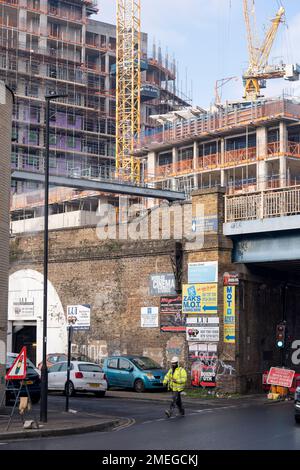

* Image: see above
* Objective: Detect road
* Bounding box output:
[0,394,299,450]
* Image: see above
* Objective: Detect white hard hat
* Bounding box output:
[171,356,179,363]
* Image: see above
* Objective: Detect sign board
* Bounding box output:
[160,296,186,332]
[267,367,295,388]
[224,286,236,344]
[12,297,35,318]
[182,284,218,315]
[188,262,218,284]
[223,272,239,286]
[67,304,91,330]
[189,343,218,360]
[186,326,219,342]
[186,316,219,326]
[149,273,176,296]
[6,347,27,380]
[191,353,218,388]
[141,307,159,328]
[191,216,218,234]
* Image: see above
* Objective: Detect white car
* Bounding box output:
[48,361,107,397]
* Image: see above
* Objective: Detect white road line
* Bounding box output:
[0,443,8,446]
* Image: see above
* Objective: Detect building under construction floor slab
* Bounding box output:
[135,98,300,196]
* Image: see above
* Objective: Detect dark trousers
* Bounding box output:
[170,391,184,413]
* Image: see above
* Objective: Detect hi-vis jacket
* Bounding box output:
[163,366,187,392]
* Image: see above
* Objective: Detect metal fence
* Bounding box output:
[225,186,300,222]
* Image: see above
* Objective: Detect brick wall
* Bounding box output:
[0,83,13,399]
[10,188,294,393]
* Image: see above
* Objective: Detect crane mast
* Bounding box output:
[116,0,141,182]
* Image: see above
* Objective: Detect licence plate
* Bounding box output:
[25,381,33,385]
[89,383,100,388]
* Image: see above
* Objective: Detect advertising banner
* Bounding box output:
[191,353,218,388]
[188,261,218,284]
[186,316,219,326]
[223,272,239,286]
[149,273,176,296]
[160,296,186,332]
[67,304,91,331]
[186,326,219,342]
[188,343,218,361]
[182,284,218,315]
[224,286,236,343]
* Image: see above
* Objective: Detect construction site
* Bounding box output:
[3,0,300,395]
[0,0,189,224]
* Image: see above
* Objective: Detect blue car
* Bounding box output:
[102,356,167,393]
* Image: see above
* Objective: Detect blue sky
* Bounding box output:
[95,1,300,106]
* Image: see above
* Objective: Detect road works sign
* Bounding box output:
[182,284,218,315]
[267,367,295,388]
[5,347,27,380]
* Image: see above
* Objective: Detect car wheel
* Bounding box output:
[295,415,300,424]
[94,391,106,397]
[134,379,145,393]
[64,381,75,397]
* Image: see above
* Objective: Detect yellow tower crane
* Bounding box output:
[243,0,292,101]
[116,0,141,182]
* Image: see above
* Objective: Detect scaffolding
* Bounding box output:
[0,0,116,195]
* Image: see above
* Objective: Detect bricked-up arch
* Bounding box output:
[8,269,67,366]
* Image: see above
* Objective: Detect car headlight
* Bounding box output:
[145,373,155,380]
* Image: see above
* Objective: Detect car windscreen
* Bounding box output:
[78,363,102,373]
[131,357,161,370]
[7,355,37,369]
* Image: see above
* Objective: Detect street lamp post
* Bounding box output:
[40,93,67,423]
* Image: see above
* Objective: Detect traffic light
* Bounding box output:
[276,322,286,349]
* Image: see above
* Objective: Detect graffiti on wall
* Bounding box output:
[166,336,185,365]
[191,353,236,388]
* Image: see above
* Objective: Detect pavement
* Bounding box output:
[0,390,284,441]
[0,400,126,440]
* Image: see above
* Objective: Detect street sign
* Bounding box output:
[67,304,91,330]
[182,284,218,315]
[186,326,219,342]
[5,347,27,380]
[224,286,236,344]
[267,367,295,388]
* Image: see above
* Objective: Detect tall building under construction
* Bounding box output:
[0,0,189,198]
[136,98,300,197]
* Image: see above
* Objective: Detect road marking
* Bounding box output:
[0,443,8,446]
[113,418,135,432]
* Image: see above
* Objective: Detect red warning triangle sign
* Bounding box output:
[5,347,27,380]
